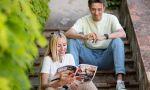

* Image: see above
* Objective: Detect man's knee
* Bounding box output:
[68,39,82,46]
[68,39,76,45]
[67,39,81,52]
[111,38,124,48]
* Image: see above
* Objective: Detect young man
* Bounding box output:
[65,0,126,90]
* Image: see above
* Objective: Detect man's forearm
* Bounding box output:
[108,30,126,39]
[65,28,84,39]
[65,33,84,39]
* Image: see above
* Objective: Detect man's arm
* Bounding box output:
[65,28,86,40]
[65,28,126,41]
[107,28,126,39]
[88,28,126,42]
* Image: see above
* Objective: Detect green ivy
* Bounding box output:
[106,0,121,9]
[0,0,49,90]
[30,0,50,28]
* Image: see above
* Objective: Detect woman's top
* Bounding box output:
[41,54,75,81]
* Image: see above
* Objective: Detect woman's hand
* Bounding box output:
[58,71,75,86]
[70,81,79,90]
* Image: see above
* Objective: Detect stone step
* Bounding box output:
[38,45,131,57]
[43,28,130,46]
[44,37,127,46]
[42,38,130,50]
[29,76,138,90]
[96,63,135,75]
[33,55,134,67]
[124,39,129,45]
[29,60,135,78]
[43,26,127,38]
[96,82,139,90]
[29,77,39,90]
[94,72,137,83]
[43,35,130,47]
[95,81,139,88]
[33,57,43,66]
[29,27,138,90]
[97,87,139,90]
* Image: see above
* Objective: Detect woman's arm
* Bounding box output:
[40,73,61,90]
[41,72,74,90]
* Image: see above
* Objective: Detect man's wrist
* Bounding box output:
[104,34,109,39]
[79,34,85,40]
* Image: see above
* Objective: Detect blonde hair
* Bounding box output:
[45,32,66,62]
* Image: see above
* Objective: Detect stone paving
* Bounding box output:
[127,0,150,86]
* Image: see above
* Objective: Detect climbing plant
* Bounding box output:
[30,0,50,27]
[0,0,49,90]
[106,0,121,9]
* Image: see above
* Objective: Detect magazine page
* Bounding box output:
[75,64,97,82]
[50,65,77,82]
[53,64,97,83]
[57,65,77,74]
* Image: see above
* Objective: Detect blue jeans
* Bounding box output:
[67,38,125,74]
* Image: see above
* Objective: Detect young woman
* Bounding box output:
[40,32,97,90]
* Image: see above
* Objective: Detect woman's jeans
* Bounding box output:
[68,38,125,74]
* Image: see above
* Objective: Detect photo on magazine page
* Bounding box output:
[75,64,97,82]
[57,65,77,74]
[50,65,77,82]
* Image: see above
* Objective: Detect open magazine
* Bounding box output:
[55,64,97,83]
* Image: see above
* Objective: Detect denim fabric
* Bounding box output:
[67,38,125,74]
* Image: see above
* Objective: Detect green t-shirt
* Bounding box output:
[72,13,123,49]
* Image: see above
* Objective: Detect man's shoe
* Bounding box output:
[116,80,127,90]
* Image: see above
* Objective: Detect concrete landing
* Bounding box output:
[45,0,89,30]
[45,0,119,30]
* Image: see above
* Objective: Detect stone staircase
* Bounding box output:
[29,27,139,90]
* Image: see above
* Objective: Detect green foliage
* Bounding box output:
[0,0,49,90]
[30,0,50,28]
[106,0,121,9]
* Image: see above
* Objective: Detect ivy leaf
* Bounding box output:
[0,0,49,89]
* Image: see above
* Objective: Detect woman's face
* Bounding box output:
[57,37,67,56]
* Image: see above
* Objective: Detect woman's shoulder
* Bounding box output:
[64,53,74,61]
[65,53,73,57]
[44,55,51,59]
[63,53,75,65]
[43,56,53,62]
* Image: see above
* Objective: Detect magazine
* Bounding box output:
[55,64,97,83]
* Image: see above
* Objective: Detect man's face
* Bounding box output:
[89,3,105,21]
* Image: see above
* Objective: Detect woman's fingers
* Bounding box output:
[70,82,79,90]
[59,72,75,85]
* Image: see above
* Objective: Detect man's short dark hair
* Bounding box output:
[88,0,107,7]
